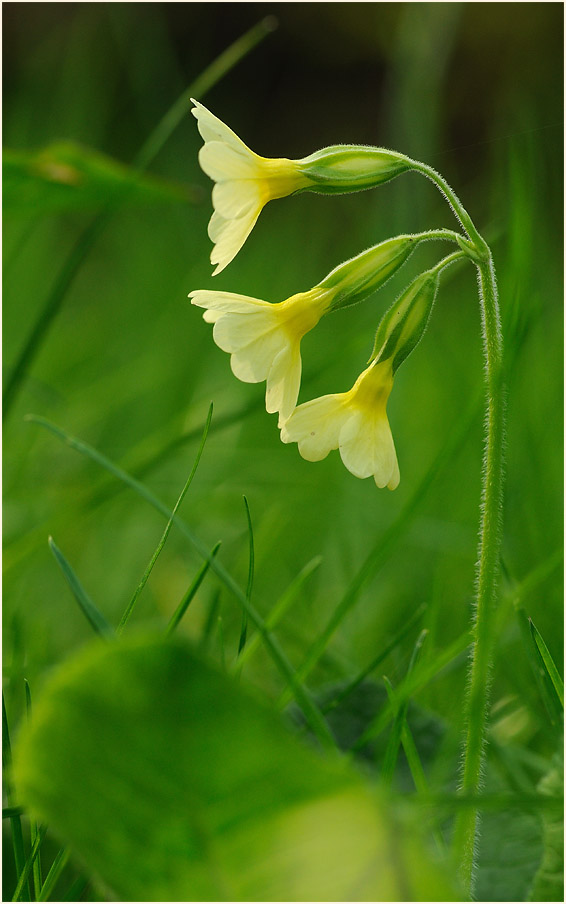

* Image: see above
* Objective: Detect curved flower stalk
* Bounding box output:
[281,357,400,490]
[281,267,443,488]
[192,100,411,274]
[190,234,421,425]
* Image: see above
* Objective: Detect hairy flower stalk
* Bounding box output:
[406,162,505,895]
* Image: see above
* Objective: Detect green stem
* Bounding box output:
[413,227,463,244]
[410,162,505,894]
[452,254,505,893]
[407,159,487,252]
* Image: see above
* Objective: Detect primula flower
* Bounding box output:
[192,100,412,275]
[280,269,442,489]
[280,358,400,490]
[191,100,310,275]
[189,286,335,424]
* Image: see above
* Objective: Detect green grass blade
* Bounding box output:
[37,848,69,902]
[381,630,428,785]
[134,17,277,170]
[118,403,213,633]
[237,496,254,655]
[383,676,446,854]
[279,394,482,708]
[65,876,90,901]
[218,615,226,670]
[321,602,427,714]
[63,876,89,902]
[3,693,30,901]
[29,417,336,751]
[48,537,114,639]
[515,606,562,729]
[530,619,564,709]
[12,825,48,902]
[24,681,43,897]
[3,215,108,420]
[503,547,563,609]
[167,542,221,635]
[3,806,25,819]
[352,629,470,752]
[3,20,275,421]
[200,590,221,652]
[236,556,323,670]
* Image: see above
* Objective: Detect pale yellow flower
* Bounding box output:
[189,286,335,424]
[191,100,309,275]
[280,359,400,490]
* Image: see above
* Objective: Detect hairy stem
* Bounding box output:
[452,253,505,893]
[410,162,505,894]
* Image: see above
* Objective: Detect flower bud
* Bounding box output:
[297,145,411,194]
[318,236,416,311]
[370,270,440,372]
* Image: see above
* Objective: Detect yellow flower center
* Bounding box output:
[278,287,335,341]
[350,359,394,412]
[259,157,311,203]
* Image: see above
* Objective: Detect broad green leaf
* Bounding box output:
[475,798,543,902]
[14,636,460,902]
[3,142,191,214]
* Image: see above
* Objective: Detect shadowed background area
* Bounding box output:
[3,3,563,899]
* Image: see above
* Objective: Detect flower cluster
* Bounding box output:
[190,101,456,489]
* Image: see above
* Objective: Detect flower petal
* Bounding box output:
[189,290,269,315]
[212,181,262,220]
[199,142,259,183]
[339,410,398,487]
[371,417,398,488]
[338,410,375,480]
[209,209,260,275]
[266,343,301,422]
[281,395,349,462]
[230,329,286,384]
[386,455,400,491]
[191,100,250,152]
[208,210,226,243]
[212,309,276,354]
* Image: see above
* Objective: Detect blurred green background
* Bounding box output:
[3,0,563,797]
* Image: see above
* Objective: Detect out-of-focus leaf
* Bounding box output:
[13,636,460,902]
[3,142,193,213]
[475,797,543,902]
[529,753,564,902]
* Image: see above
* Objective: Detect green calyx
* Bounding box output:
[319,236,416,312]
[297,145,411,194]
[370,271,439,373]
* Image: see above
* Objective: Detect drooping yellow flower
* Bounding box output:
[280,269,442,489]
[192,100,412,276]
[189,286,335,424]
[191,100,310,275]
[280,358,400,490]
